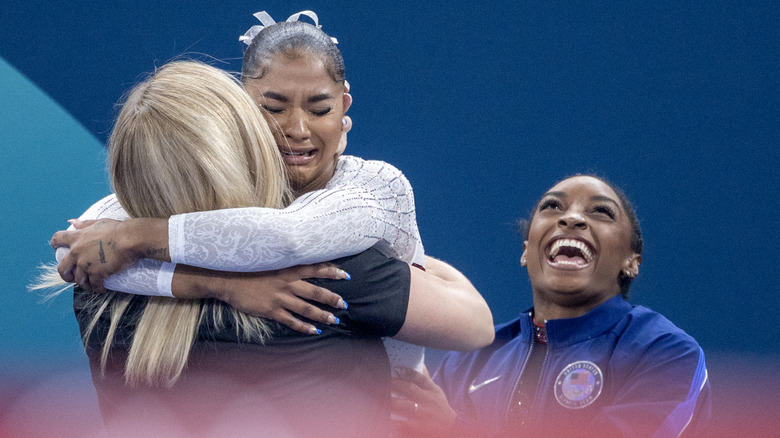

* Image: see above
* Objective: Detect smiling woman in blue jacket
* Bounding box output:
[392,175,711,437]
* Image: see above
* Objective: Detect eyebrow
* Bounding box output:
[307,93,334,103]
[261,91,335,103]
[541,192,622,210]
[543,191,566,199]
[261,91,288,102]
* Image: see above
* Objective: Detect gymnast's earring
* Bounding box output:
[623,269,635,278]
[341,116,352,134]
[520,256,527,267]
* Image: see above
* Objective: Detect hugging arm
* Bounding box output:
[393,256,494,351]
[171,254,494,344]
[169,157,424,270]
[52,157,424,293]
[171,263,350,335]
[51,195,350,334]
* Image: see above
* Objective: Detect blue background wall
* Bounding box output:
[1,1,778,436]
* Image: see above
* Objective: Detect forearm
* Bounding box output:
[103,259,176,296]
[168,263,348,335]
[116,217,170,261]
[169,264,220,300]
[394,257,494,351]
[169,158,425,272]
[169,187,388,272]
[53,194,174,295]
[69,194,167,260]
[169,203,379,271]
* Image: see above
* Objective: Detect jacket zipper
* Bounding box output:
[503,314,534,419]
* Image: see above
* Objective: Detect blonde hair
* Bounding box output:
[38,61,293,387]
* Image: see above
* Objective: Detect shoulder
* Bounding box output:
[336,155,404,174]
[330,247,410,280]
[612,304,705,370]
[312,248,411,337]
[79,193,129,221]
[622,305,701,348]
[331,155,413,192]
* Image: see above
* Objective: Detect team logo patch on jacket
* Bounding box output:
[554,361,603,409]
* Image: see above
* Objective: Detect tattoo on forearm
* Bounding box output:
[145,248,168,258]
[98,241,106,263]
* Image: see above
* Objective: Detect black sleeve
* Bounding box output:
[307,247,410,337]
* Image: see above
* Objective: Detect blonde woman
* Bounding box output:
[40,60,489,437]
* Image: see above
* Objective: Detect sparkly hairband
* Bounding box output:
[239,10,339,46]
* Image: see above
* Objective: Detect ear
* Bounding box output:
[520,241,529,267]
[336,115,351,155]
[623,254,641,277]
[342,82,352,114]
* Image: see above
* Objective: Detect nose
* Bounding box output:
[558,211,587,230]
[282,109,309,142]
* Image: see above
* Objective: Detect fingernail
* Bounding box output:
[67,219,81,225]
[341,270,351,280]
[328,314,341,325]
[309,326,322,335]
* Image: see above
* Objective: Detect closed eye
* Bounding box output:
[260,105,283,114]
[310,107,332,116]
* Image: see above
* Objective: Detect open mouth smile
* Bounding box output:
[546,238,595,269]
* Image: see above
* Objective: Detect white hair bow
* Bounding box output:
[239,10,338,46]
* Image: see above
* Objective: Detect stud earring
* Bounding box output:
[623,270,634,278]
[520,256,527,267]
[342,117,348,126]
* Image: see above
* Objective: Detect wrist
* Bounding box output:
[125,218,170,262]
[171,265,227,300]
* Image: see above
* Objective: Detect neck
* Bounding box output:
[532,302,584,323]
[531,291,617,323]
[290,158,338,196]
[292,176,328,196]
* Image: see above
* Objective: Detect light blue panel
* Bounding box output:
[0,57,108,429]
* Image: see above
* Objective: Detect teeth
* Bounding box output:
[283,151,311,156]
[549,239,593,262]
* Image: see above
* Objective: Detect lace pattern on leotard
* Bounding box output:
[54,194,176,296]
[168,155,425,272]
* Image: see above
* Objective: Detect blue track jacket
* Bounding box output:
[434,296,711,437]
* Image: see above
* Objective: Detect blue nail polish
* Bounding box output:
[343,300,349,309]
[315,328,322,335]
[344,271,351,280]
[333,316,341,324]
